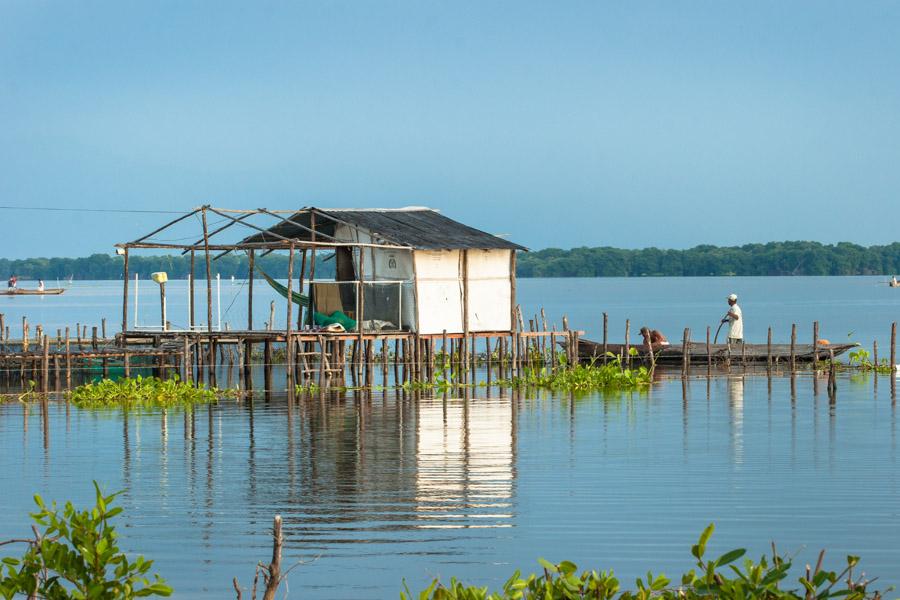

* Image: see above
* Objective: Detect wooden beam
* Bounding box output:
[180,211,257,254]
[128,207,201,245]
[257,207,341,242]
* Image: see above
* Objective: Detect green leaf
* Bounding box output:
[715,548,746,567]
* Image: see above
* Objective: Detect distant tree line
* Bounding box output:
[0,253,335,281]
[518,242,900,277]
[3,241,900,280]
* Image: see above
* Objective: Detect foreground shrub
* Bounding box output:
[68,375,218,409]
[0,482,171,599]
[402,524,886,600]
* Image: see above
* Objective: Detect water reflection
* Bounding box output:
[728,376,744,464]
[2,375,900,598]
[415,395,514,529]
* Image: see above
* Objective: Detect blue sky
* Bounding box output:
[1,1,898,258]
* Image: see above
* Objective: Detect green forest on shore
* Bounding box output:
[3,241,900,280]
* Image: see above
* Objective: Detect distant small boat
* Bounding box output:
[0,288,66,296]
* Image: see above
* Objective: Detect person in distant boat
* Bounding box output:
[7,275,16,289]
[639,327,669,346]
[722,293,743,344]
[37,279,45,292]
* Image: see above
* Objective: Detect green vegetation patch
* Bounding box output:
[500,356,651,391]
[68,376,218,409]
[402,523,885,600]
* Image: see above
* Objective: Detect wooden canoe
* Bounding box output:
[0,288,65,296]
[573,338,858,365]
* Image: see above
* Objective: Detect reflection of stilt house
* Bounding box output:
[236,207,526,334]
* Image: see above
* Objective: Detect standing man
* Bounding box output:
[722,293,743,344]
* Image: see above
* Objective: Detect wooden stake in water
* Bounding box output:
[790,324,797,372]
[706,326,711,373]
[624,319,631,368]
[813,321,819,365]
[602,312,608,364]
[891,322,897,373]
[681,328,690,377]
[767,327,773,370]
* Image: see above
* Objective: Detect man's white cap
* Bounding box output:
[727,293,738,301]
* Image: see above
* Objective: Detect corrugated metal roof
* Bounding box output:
[240,207,527,250]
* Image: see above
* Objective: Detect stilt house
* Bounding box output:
[238,207,527,334]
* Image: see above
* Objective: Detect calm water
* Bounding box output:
[2,277,900,597]
[4,275,899,348]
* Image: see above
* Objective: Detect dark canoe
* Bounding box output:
[573,338,859,365]
[0,288,65,296]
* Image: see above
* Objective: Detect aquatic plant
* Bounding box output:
[68,375,218,409]
[498,355,651,391]
[0,482,171,599]
[847,348,893,374]
[401,523,886,600]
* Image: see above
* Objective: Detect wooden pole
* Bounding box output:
[201,207,214,373]
[309,213,317,327]
[813,321,819,365]
[550,329,557,373]
[602,311,608,364]
[624,319,630,368]
[285,244,295,382]
[190,249,196,329]
[874,339,879,371]
[767,327,773,370]
[64,327,71,387]
[357,245,366,383]
[790,324,797,372]
[681,328,690,377]
[509,250,517,334]
[121,248,130,333]
[891,322,897,373]
[246,249,253,330]
[706,326,711,373]
[41,336,50,392]
[297,249,307,330]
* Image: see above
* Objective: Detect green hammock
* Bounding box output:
[255,266,310,307]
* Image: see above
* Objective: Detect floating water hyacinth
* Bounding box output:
[68,375,219,408]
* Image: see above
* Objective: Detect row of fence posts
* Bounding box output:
[4,308,899,394]
[0,315,182,392]
[174,305,587,391]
